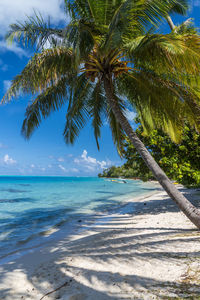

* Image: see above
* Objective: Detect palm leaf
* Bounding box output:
[6,11,64,49]
[21,76,69,138]
[87,80,106,149]
[63,73,92,144]
[2,47,76,103]
[126,33,200,76]
[116,71,200,143]
[102,0,179,51]
[168,0,189,15]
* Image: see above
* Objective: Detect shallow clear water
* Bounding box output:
[0,176,157,259]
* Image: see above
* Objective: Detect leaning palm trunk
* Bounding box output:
[104,76,200,229]
[4,1,200,230]
[166,15,176,30]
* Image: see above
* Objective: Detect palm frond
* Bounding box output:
[175,18,197,34]
[102,0,179,51]
[65,0,123,25]
[63,73,92,144]
[116,71,200,143]
[126,33,200,76]
[168,0,189,15]
[64,19,96,59]
[3,0,200,151]
[6,11,64,49]
[87,80,106,149]
[21,76,69,138]
[65,0,93,19]
[2,47,76,103]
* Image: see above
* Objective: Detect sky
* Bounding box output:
[0,0,199,176]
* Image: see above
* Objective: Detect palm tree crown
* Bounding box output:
[3,0,200,228]
[2,0,200,151]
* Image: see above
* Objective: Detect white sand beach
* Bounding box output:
[0,187,200,300]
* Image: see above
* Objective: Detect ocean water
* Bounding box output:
[0,176,157,261]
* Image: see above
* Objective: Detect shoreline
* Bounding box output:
[0,186,200,299]
[0,182,160,265]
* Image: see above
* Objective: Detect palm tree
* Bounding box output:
[165,0,189,30]
[2,0,200,228]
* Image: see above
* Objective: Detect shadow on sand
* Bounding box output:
[0,189,200,299]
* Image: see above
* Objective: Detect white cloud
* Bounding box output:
[3,80,12,92]
[0,0,68,56]
[103,109,136,126]
[74,158,80,164]
[30,164,35,168]
[71,168,79,173]
[58,164,67,172]
[3,154,16,165]
[57,157,64,162]
[124,109,136,122]
[85,165,96,171]
[98,160,107,169]
[0,0,67,36]
[81,150,97,164]
[49,155,66,163]
[74,150,110,172]
[0,40,29,58]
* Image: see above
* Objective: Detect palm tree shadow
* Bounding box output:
[0,191,200,299]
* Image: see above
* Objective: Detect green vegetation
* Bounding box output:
[99,123,200,187]
[2,0,200,227]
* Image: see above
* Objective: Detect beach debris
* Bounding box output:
[39,280,70,300]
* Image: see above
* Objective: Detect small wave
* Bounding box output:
[0,207,75,243]
[0,215,74,261]
[0,188,30,193]
[0,177,158,263]
[0,197,35,203]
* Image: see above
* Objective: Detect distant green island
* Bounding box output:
[99,123,200,188]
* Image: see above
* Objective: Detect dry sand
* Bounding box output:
[0,187,200,300]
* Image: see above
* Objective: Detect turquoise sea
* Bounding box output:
[0,176,157,261]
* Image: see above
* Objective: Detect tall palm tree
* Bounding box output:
[2,0,200,228]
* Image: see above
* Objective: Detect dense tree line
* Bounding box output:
[99,123,200,187]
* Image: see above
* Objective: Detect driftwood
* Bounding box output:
[40,279,72,300]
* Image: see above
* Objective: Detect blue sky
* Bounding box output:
[0,0,199,176]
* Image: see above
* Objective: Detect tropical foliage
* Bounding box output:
[99,122,200,187]
[2,0,200,227]
[2,0,200,148]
